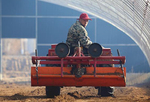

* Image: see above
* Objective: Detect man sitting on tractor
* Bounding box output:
[66,13,92,55]
[66,13,114,97]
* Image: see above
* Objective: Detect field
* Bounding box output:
[0,81,150,102]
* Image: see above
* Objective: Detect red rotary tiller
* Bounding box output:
[31,43,126,97]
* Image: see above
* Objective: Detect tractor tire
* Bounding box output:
[46,86,60,98]
[98,87,114,96]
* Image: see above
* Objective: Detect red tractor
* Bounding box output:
[31,43,126,97]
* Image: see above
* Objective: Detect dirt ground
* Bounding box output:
[0,81,149,102]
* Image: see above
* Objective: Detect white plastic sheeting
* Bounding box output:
[40,0,150,65]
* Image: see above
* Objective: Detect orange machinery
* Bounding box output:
[31,43,126,97]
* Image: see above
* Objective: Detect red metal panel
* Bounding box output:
[31,67,126,87]
[51,44,57,49]
[31,77,126,87]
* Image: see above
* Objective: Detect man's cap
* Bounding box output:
[78,13,92,20]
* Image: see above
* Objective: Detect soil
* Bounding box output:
[0,81,150,102]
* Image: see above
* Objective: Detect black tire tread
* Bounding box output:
[46,86,60,98]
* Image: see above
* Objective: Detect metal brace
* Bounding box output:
[35,49,38,84]
[117,49,125,79]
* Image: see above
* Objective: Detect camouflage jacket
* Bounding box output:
[66,21,92,48]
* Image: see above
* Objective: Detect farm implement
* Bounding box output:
[31,43,126,97]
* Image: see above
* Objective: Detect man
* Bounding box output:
[66,13,92,55]
[66,13,114,97]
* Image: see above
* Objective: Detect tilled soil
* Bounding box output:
[0,81,150,102]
